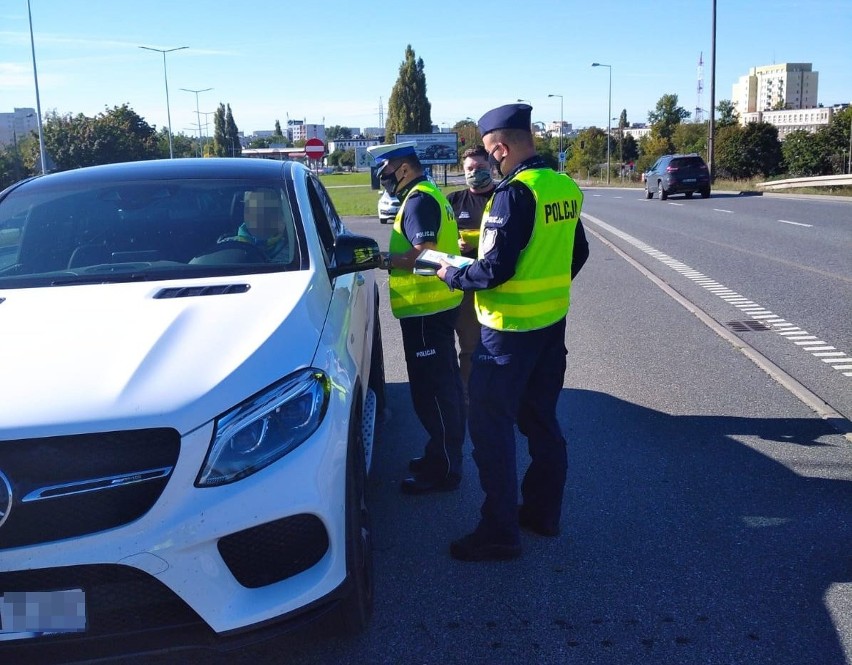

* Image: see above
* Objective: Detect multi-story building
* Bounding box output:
[0,107,39,148]
[732,63,819,119]
[740,106,835,139]
[289,122,325,143]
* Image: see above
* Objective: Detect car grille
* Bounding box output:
[218,515,329,588]
[0,429,180,549]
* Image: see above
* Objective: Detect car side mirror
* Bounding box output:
[329,233,383,277]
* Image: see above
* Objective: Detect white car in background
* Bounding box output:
[0,158,385,662]
[376,174,437,224]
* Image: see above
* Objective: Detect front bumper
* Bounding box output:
[0,404,351,659]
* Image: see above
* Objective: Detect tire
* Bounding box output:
[335,405,374,636]
[658,181,668,201]
[645,188,653,200]
[700,188,711,199]
[685,191,693,199]
[379,218,388,224]
[368,307,386,415]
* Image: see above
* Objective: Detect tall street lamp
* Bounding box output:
[592,62,612,184]
[139,45,188,159]
[548,94,564,172]
[26,0,47,174]
[181,87,212,158]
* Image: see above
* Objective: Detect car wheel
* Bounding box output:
[685,191,693,199]
[658,181,668,201]
[334,405,374,636]
[700,188,711,199]
[645,187,653,199]
[368,307,386,415]
[379,217,388,224]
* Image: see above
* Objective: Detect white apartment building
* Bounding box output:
[328,138,380,153]
[0,107,39,148]
[741,106,835,138]
[732,63,819,119]
[290,123,325,143]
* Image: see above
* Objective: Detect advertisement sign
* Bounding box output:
[355,146,374,169]
[396,133,459,165]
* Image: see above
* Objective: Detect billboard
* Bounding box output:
[396,133,459,165]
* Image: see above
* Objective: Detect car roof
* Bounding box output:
[7,158,306,195]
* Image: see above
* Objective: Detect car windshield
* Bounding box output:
[0,178,303,289]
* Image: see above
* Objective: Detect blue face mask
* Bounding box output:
[465,168,493,189]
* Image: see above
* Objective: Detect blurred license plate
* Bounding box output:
[0,589,86,640]
[683,178,696,183]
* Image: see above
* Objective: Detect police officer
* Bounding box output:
[368,141,466,494]
[446,145,495,398]
[436,104,589,561]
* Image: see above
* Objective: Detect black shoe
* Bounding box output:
[518,505,560,537]
[408,456,428,473]
[400,472,461,495]
[450,531,521,562]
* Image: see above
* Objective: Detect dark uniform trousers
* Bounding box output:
[468,317,568,542]
[399,306,466,477]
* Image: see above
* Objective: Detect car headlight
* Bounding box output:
[196,369,330,487]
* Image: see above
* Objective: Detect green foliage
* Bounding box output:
[648,94,691,154]
[622,134,639,163]
[673,122,708,156]
[782,129,832,176]
[565,127,607,176]
[326,125,353,141]
[715,99,738,128]
[715,122,783,179]
[340,149,356,168]
[385,45,432,140]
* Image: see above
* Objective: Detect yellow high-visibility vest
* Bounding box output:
[474,168,583,331]
[388,180,464,319]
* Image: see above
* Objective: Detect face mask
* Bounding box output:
[379,164,402,195]
[465,168,493,189]
[488,146,506,178]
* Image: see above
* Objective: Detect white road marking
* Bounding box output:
[778,219,813,227]
[583,214,850,380]
[713,209,734,213]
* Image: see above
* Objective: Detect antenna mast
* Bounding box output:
[695,52,704,123]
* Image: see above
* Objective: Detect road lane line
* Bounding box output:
[778,219,813,227]
[713,209,734,213]
[582,212,851,438]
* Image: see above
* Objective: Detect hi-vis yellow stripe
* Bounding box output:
[478,295,569,320]
[491,273,571,293]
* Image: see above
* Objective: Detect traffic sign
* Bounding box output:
[304,138,325,159]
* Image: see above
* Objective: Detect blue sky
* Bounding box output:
[2,0,850,137]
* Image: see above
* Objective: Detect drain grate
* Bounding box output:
[726,320,772,332]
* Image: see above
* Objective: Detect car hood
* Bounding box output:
[0,272,328,438]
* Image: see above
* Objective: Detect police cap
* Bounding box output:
[478,103,533,137]
[367,141,418,173]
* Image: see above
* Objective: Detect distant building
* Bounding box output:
[0,107,39,147]
[362,127,384,138]
[732,63,819,119]
[622,124,651,141]
[548,120,572,136]
[328,138,380,153]
[741,106,835,139]
[290,122,325,143]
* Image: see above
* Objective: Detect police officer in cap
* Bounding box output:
[435,103,589,561]
[368,141,466,494]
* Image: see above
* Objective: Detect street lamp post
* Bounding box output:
[548,94,564,172]
[26,0,47,174]
[181,87,212,158]
[139,45,188,159]
[592,62,612,184]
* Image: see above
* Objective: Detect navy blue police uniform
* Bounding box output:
[439,103,589,559]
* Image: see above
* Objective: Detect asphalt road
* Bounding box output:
[144,196,852,665]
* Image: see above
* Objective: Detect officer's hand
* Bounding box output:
[436,259,451,280]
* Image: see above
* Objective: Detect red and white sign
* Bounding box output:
[304,138,325,160]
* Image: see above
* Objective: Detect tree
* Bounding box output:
[340,149,356,170]
[213,103,240,157]
[648,94,691,154]
[715,122,782,179]
[822,106,852,174]
[782,129,831,176]
[716,99,738,128]
[565,127,607,178]
[673,122,708,156]
[326,125,353,141]
[622,134,639,164]
[275,119,283,136]
[385,44,432,140]
[225,104,241,157]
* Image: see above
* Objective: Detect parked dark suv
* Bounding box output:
[644,153,710,200]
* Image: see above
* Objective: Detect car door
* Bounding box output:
[305,175,372,382]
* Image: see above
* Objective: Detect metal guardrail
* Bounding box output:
[757,174,852,190]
